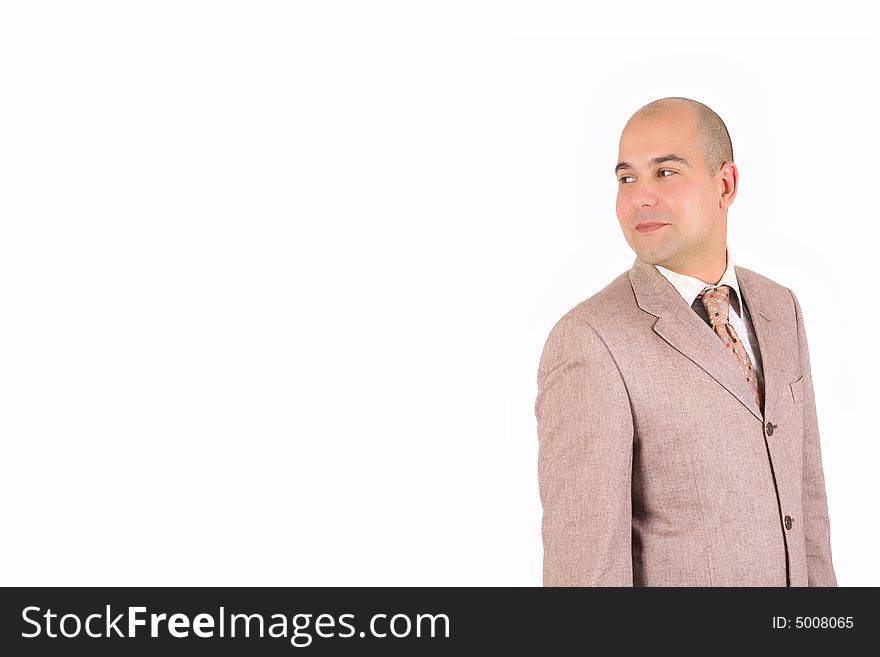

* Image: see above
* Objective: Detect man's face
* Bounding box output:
[615,105,725,270]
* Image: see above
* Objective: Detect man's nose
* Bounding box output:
[634,188,659,208]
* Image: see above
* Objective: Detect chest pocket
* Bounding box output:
[790,376,804,404]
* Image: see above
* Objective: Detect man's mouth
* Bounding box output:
[635,223,668,233]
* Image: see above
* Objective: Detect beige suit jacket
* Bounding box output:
[535,257,836,586]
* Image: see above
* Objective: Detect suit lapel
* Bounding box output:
[735,265,785,422]
[628,257,765,422]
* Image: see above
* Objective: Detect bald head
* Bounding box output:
[627,97,733,174]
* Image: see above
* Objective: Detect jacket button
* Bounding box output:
[784,515,793,530]
[766,422,776,436]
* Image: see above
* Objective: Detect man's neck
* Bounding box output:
[660,248,728,285]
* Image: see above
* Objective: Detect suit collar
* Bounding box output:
[654,247,744,314]
[628,257,787,423]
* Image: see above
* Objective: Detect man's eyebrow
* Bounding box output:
[652,154,691,168]
[614,154,692,174]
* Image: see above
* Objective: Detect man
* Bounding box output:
[535,97,836,586]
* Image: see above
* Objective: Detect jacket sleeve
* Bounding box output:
[535,314,634,586]
[791,290,837,586]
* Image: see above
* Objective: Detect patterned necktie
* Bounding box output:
[698,285,762,412]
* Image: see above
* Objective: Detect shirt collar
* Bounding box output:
[654,247,743,311]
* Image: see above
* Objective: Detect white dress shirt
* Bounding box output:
[653,248,765,397]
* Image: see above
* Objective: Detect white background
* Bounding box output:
[0,2,877,586]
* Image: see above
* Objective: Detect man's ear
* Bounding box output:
[719,162,738,209]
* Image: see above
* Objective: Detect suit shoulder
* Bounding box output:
[547,270,633,331]
[537,271,631,377]
[735,265,799,305]
[735,265,789,292]
[735,265,817,335]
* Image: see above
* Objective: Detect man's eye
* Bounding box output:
[619,175,635,184]
[658,169,675,178]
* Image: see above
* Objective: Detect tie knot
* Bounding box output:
[700,285,731,327]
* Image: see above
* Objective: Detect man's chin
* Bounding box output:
[632,248,670,266]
